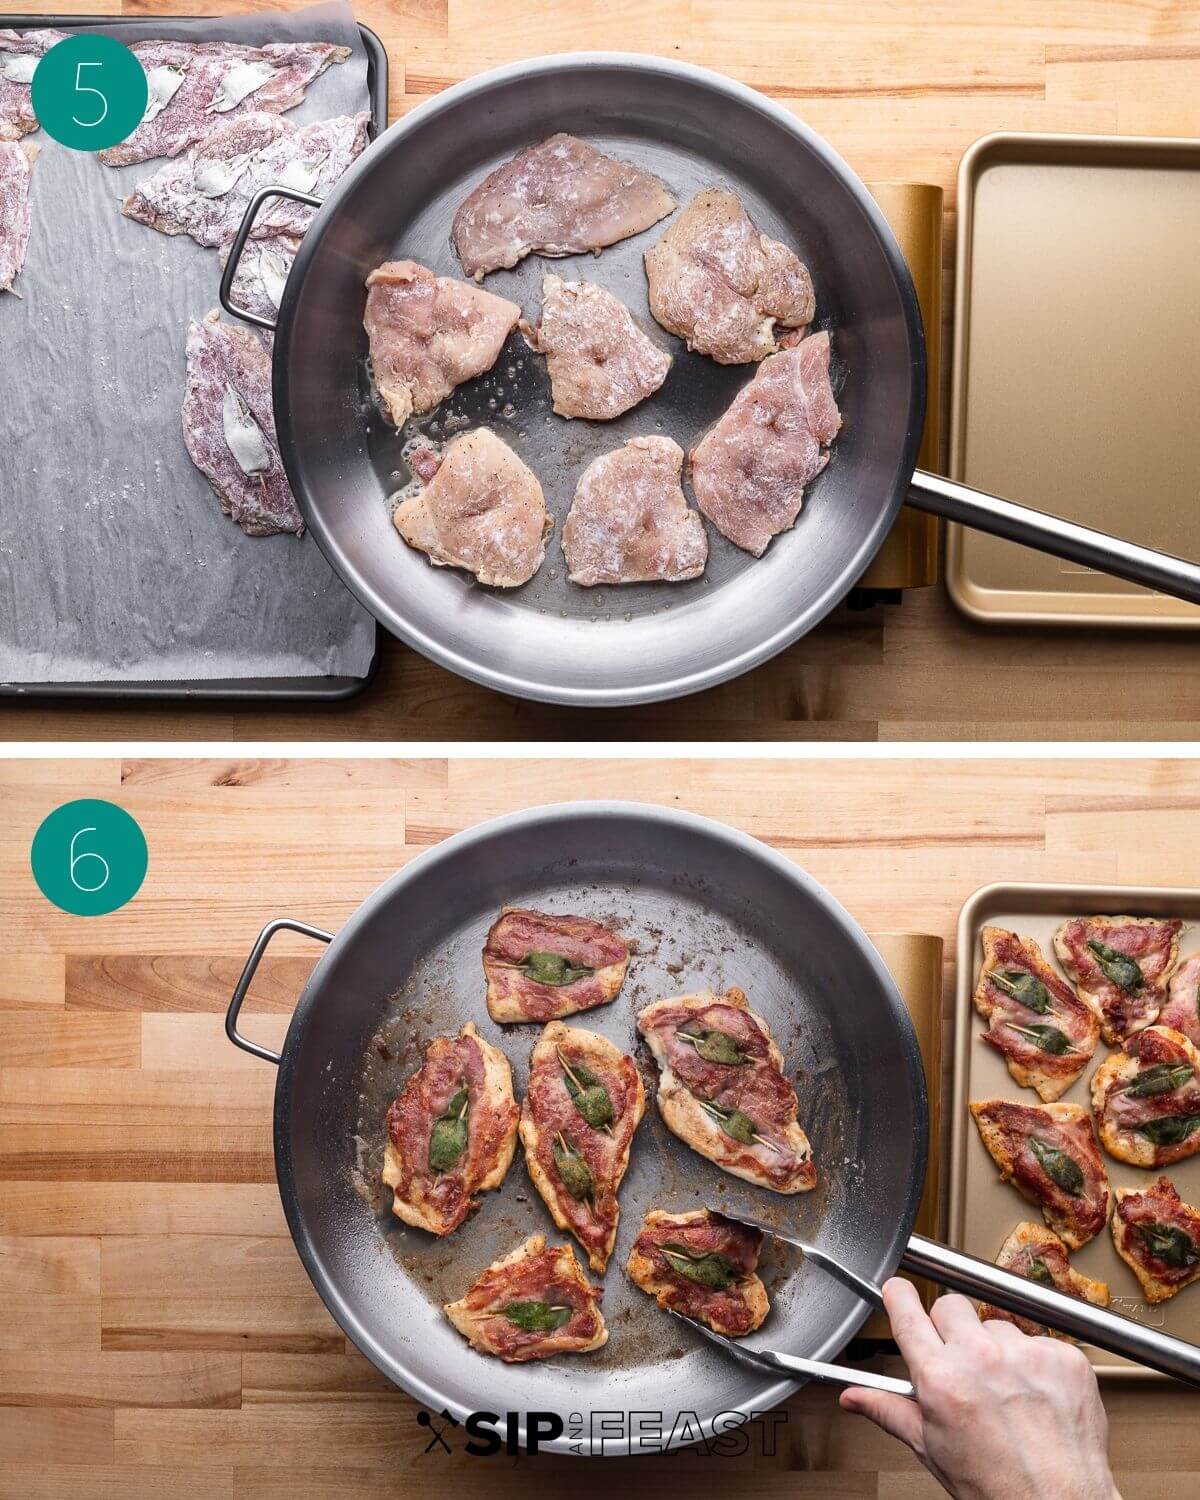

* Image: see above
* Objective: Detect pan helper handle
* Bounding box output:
[226,917,333,1065]
[219,184,324,334]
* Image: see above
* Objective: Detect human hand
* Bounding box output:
[840,1278,1120,1500]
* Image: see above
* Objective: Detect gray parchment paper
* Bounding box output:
[0,2,376,684]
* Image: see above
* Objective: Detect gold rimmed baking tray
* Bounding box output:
[951,882,1200,1378]
[947,133,1200,627]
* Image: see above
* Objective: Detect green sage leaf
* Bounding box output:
[989,970,1051,1014]
[428,1085,469,1174]
[676,1026,748,1066]
[698,1097,759,1146]
[1136,1115,1200,1147]
[1136,1221,1200,1270]
[521,951,594,987]
[1029,1135,1085,1196]
[1008,1022,1073,1056]
[660,1243,738,1290]
[1086,938,1143,993]
[552,1133,594,1201]
[1025,1257,1054,1287]
[1126,1063,1194,1099]
[558,1050,615,1131]
[502,1300,572,1332]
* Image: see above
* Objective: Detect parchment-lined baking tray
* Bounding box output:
[946,133,1200,628]
[0,10,385,700]
[951,882,1200,1378]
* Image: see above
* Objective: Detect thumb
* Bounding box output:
[839,1386,925,1455]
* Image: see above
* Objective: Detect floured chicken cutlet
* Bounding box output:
[1091,1025,1200,1168]
[218,231,299,326]
[99,39,349,167]
[644,187,815,364]
[122,110,369,248]
[364,259,520,427]
[452,132,675,280]
[563,436,707,587]
[1158,951,1200,1048]
[444,1234,606,1361]
[0,29,64,139]
[690,331,841,556]
[383,1021,518,1237]
[483,907,629,1022]
[973,926,1099,1102]
[627,1208,769,1336]
[637,987,815,1194]
[182,310,303,536]
[1111,1175,1200,1304]
[977,1222,1108,1338]
[392,430,550,588]
[970,1098,1110,1250]
[0,137,36,294]
[520,1021,644,1271]
[1054,915,1183,1045]
[521,275,671,420]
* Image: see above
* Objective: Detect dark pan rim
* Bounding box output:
[270,801,930,1454]
[273,53,928,707]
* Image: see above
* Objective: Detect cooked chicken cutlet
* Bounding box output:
[364,260,520,427]
[392,430,550,588]
[690,331,841,556]
[627,1209,769,1336]
[483,907,630,1022]
[977,1222,1108,1338]
[1054,915,1183,1045]
[521,275,671,420]
[520,1021,644,1271]
[637,987,815,1194]
[383,1020,518,1237]
[563,436,707,587]
[0,137,36,294]
[0,29,64,139]
[1159,951,1200,1049]
[973,926,1099,1102]
[444,1234,607,1361]
[1091,1026,1200,1168]
[644,187,815,364]
[970,1098,1110,1250]
[1111,1176,1200,1304]
[452,133,675,280]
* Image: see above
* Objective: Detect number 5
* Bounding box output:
[72,61,108,129]
[70,827,110,893]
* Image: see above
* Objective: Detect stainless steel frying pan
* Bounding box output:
[225,803,1200,1456]
[220,53,1200,707]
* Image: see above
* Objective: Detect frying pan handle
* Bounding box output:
[218,184,323,333]
[225,917,333,1066]
[906,469,1200,607]
[901,1234,1200,1386]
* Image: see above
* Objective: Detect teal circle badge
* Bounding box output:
[30,35,148,152]
[31,799,148,917]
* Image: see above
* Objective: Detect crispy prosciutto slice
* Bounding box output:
[977,1222,1108,1338]
[483,907,630,1023]
[637,987,815,1194]
[519,1021,644,1271]
[970,1098,1110,1249]
[1157,951,1200,1049]
[627,1208,768,1336]
[973,926,1099,1102]
[1091,1026,1200,1168]
[1053,915,1183,1045]
[382,1021,518,1236]
[444,1234,607,1361]
[1112,1176,1200,1304]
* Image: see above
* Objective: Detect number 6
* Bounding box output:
[72,61,108,129]
[69,827,110,893]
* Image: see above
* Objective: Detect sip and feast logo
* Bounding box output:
[417,1407,787,1457]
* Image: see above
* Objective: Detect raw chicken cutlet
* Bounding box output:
[627,1208,769,1336]
[976,1222,1108,1339]
[182,310,303,536]
[690,331,841,557]
[644,187,815,364]
[1091,1026,1200,1168]
[0,29,64,139]
[521,275,671,420]
[122,110,369,248]
[519,1021,645,1271]
[483,907,630,1022]
[563,436,707,586]
[452,132,675,280]
[444,1234,607,1362]
[393,430,550,588]
[99,39,349,167]
[0,137,36,294]
[364,259,520,427]
[218,231,298,325]
[1053,915,1183,1045]
[637,987,816,1194]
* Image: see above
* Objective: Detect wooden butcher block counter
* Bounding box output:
[3,1,1200,742]
[4,756,1200,1495]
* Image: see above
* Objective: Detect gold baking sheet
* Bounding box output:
[947,134,1200,627]
[950,883,1200,1379]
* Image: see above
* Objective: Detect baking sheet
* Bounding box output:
[951,882,1200,1378]
[0,3,378,687]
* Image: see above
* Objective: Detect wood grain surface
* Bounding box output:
[2,1,1200,741]
[4,753,1200,1495]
